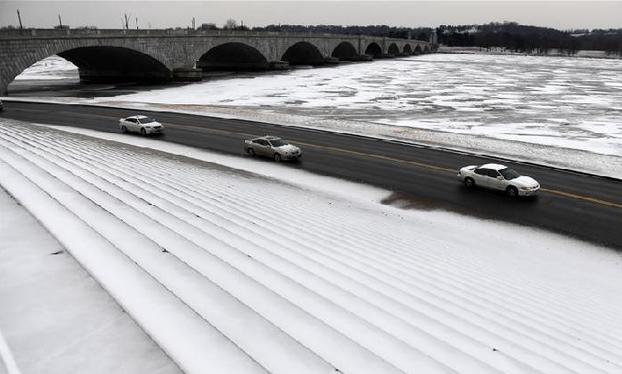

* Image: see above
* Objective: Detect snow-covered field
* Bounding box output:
[10,53,622,178]
[1,118,622,374]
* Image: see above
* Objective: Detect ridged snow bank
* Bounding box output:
[1,120,621,374]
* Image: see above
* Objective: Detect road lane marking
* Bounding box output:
[294,140,456,173]
[540,188,622,210]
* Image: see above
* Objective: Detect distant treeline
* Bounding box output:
[438,22,622,56]
[250,24,433,41]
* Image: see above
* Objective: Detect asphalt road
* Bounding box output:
[2,100,621,249]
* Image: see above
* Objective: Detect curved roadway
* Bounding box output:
[2,101,621,249]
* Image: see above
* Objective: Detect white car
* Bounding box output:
[119,115,164,135]
[458,163,540,197]
[244,136,302,162]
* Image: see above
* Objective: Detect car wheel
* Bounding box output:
[247,148,255,157]
[121,125,127,133]
[273,153,281,162]
[506,186,518,197]
[464,177,475,188]
[140,128,146,136]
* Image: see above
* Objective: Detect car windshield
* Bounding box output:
[269,139,288,147]
[139,117,157,124]
[499,168,521,180]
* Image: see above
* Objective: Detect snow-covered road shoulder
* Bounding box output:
[1,119,622,374]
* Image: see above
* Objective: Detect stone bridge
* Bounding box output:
[0,28,434,95]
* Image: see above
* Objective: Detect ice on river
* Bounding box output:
[14,55,78,81]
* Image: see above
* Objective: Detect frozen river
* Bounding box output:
[13,53,622,176]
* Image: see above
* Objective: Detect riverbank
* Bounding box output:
[437,46,622,59]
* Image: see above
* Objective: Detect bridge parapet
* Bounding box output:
[0,28,429,43]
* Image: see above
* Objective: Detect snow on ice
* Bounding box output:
[1,119,622,374]
[13,56,78,81]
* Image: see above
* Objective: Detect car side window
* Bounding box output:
[488,170,500,178]
[256,140,268,146]
[126,118,136,123]
[475,168,488,176]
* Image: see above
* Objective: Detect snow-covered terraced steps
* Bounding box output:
[1,121,622,374]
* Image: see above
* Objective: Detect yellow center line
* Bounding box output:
[295,140,456,173]
[540,188,622,210]
[295,140,622,210]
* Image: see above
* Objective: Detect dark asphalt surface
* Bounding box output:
[2,100,621,249]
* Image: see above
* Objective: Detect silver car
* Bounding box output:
[119,115,164,135]
[244,136,302,162]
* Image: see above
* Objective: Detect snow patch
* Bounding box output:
[14,55,78,81]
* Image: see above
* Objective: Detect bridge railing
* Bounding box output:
[0,28,428,44]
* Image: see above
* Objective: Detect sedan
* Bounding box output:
[244,136,302,162]
[119,115,164,135]
[458,163,540,197]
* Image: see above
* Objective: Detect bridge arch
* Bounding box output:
[331,42,358,61]
[364,42,382,58]
[387,43,400,56]
[197,42,269,71]
[1,40,174,94]
[414,45,423,54]
[403,44,412,55]
[281,41,325,66]
[424,45,431,53]
[57,46,171,83]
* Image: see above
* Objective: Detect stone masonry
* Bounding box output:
[0,29,433,95]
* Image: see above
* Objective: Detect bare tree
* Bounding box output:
[122,13,130,30]
[17,9,23,30]
[223,18,237,30]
